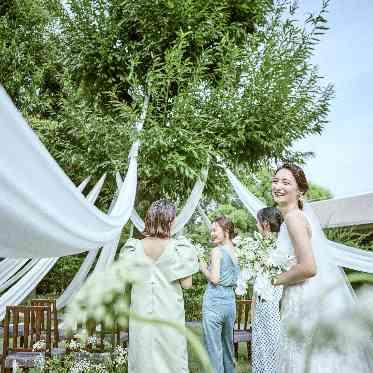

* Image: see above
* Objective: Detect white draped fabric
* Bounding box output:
[0,258,57,319]
[330,241,373,274]
[224,166,373,275]
[197,205,211,229]
[0,177,106,317]
[130,168,208,234]
[0,177,90,297]
[93,236,121,274]
[93,175,123,273]
[224,167,265,216]
[0,259,29,288]
[56,251,98,310]
[0,259,23,274]
[0,87,145,258]
[311,192,373,228]
[0,177,91,295]
[56,175,115,309]
[0,259,39,293]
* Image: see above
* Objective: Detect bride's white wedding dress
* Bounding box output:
[277,206,373,373]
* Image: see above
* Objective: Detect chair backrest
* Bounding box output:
[2,305,52,357]
[85,319,120,352]
[31,299,59,347]
[235,299,252,331]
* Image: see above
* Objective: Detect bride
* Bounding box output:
[271,163,372,373]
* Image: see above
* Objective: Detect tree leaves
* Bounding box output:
[0,0,334,213]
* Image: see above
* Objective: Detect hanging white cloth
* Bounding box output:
[130,168,208,234]
[56,175,113,309]
[0,258,58,319]
[0,177,92,294]
[0,259,29,288]
[0,175,108,317]
[0,87,146,257]
[224,167,265,216]
[56,251,97,310]
[0,259,22,273]
[0,259,39,293]
[197,205,211,229]
[93,174,123,273]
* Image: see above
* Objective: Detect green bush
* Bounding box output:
[36,254,86,295]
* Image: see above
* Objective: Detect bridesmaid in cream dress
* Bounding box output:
[120,199,199,373]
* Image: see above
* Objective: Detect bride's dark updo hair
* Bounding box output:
[275,163,309,209]
[257,207,283,233]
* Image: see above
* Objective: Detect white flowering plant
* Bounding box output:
[34,342,127,372]
[32,339,46,352]
[112,345,128,367]
[234,232,294,301]
[65,338,83,352]
[194,242,209,262]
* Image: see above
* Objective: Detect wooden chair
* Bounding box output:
[31,299,59,347]
[85,319,121,352]
[234,299,252,361]
[1,305,51,372]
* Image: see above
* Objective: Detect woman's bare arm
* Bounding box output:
[180,275,193,289]
[275,211,316,286]
[200,248,221,285]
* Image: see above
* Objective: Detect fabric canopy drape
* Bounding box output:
[0,176,108,317]
[93,175,124,274]
[130,168,208,234]
[57,176,119,309]
[0,87,147,258]
[0,258,57,319]
[0,175,113,319]
[0,259,39,293]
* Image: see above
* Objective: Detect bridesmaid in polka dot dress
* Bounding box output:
[252,207,283,373]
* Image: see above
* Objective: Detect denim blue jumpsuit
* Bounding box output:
[202,246,240,373]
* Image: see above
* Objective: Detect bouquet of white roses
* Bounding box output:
[234,231,295,301]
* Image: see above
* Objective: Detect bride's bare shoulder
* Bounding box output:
[284,209,311,235]
[284,209,308,226]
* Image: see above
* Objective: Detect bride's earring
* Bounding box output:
[298,192,304,203]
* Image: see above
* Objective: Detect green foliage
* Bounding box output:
[36,254,86,295]
[183,272,206,321]
[307,183,333,201]
[0,0,333,213]
[0,0,62,116]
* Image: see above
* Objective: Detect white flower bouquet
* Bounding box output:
[234,232,295,301]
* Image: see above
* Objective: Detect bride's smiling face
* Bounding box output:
[272,168,299,207]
